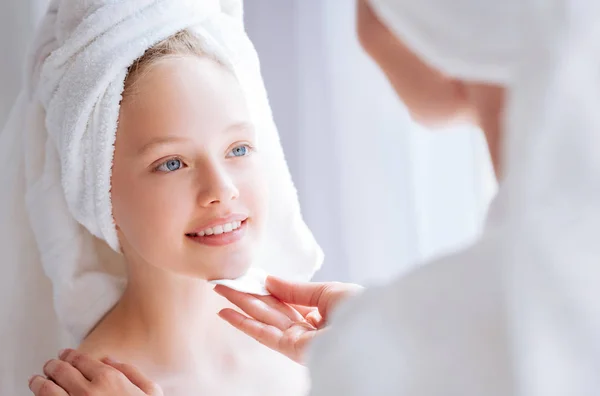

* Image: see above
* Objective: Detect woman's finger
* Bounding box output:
[101,358,162,395]
[60,349,107,381]
[42,359,88,394]
[290,304,316,317]
[267,277,364,319]
[289,304,325,328]
[265,276,329,307]
[259,295,305,324]
[214,285,293,330]
[218,308,284,351]
[305,309,325,329]
[29,375,69,396]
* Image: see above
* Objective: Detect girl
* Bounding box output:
[75,30,311,396]
[1,1,322,395]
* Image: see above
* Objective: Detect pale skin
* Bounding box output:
[30,1,506,394]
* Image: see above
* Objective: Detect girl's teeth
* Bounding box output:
[191,221,245,237]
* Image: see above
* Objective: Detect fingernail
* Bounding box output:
[43,359,56,373]
[28,375,42,390]
[58,349,68,359]
[28,375,38,387]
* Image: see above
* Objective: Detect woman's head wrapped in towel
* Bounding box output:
[0,0,322,392]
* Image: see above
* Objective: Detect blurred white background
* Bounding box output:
[0,0,496,285]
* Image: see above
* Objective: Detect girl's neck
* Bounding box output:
[83,254,236,375]
[81,258,310,395]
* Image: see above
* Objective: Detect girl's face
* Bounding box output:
[111,56,268,280]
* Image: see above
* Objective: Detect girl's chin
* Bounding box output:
[204,262,252,282]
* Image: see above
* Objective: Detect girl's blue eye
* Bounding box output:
[156,158,183,173]
[228,144,251,158]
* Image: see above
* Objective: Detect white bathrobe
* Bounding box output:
[307,0,600,395]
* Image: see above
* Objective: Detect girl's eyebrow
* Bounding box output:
[137,123,254,156]
[137,136,189,156]
[225,122,254,134]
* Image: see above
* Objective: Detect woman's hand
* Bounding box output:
[29,349,162,396]
[214,276,363,364]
